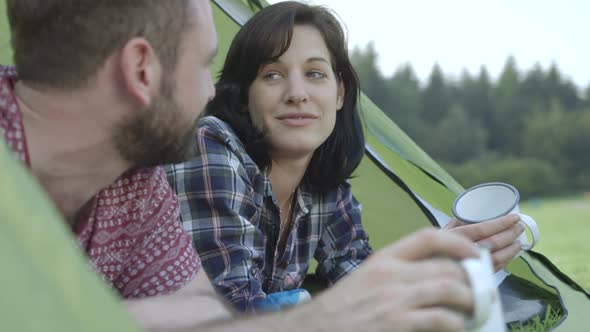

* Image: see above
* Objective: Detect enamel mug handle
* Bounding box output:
[518,214,540,251]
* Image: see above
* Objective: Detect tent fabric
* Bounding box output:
[0,0,588,331]
[0,141,140,332]
[0,3,10,64]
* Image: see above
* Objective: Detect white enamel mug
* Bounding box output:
[452,182,540,252]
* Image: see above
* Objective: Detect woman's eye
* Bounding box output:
[262,72,282,80]
[308,71,327,79]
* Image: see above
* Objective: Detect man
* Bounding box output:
[2,1,521,331]
[1,0,215,298]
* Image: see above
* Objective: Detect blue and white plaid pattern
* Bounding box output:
[166,116,372,312]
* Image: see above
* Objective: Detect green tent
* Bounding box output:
[1,0,588,331]
[0,142,141,332]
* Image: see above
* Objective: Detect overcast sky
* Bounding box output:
[269,0,589,87]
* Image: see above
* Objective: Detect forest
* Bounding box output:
[351,42,590,197]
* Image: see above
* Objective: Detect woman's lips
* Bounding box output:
[276,113,318,127]
[279,117,316,126]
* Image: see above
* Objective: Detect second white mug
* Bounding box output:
[462,248,506,332]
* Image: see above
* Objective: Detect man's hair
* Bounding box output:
[6,0,191,89]
[207,1,365,192]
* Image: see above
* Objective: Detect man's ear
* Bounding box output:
[336,78,345,111]
[119,37,161,107]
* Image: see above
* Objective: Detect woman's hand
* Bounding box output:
[444,214,525,271]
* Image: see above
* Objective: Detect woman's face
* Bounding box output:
[247,24,345,160]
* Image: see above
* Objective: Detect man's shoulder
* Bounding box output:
[112,166,174,200]
[83,166,199,298]
[95,166,177,221]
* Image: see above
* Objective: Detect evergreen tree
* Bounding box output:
[350,42,388,109]
[420,63,451,124]
[546,62,582,111]
[492,56,522,154]
[385,64,421,137]
[458,66,494,139]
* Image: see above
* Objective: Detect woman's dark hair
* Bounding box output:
[207,1,365,192]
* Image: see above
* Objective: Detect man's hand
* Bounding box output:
[298,228,481,332]
[444,214,524,271]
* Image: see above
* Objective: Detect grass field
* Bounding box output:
[504,194,590,331]
[520,194,590,290]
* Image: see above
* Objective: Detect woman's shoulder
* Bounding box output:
[197,116,259,171]
[308,181,358,212]
[198,116,247,154]
[198,116,239,140]
[323,181,354,199]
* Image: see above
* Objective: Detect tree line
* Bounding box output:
[351,42,590,198]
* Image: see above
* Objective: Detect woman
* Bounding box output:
[167,1,371,312]
[168,0,526,314]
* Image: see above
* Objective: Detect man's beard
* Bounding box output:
[112,79,199,168]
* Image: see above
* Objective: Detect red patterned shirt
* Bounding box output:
[0,66,200,298]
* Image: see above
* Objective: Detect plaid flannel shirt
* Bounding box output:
[166,116,372,312]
